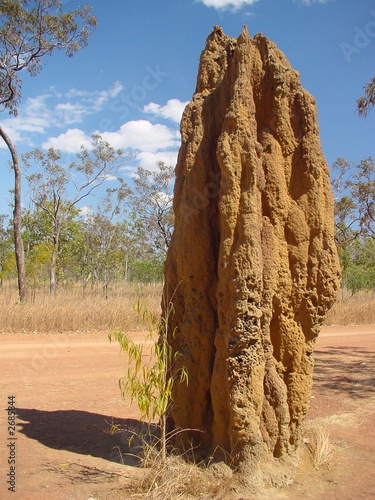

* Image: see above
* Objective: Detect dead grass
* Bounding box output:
[124,455,232,500]
[0,280,162,333]
[324,289,375,326]
[1,280,373,334]
[303,421,334,469]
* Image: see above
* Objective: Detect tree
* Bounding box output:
[23,135,126,294]
[78,190,132,296]
[332,156,375,246]
[357,76,375,117]
[0,214,14,284]
[332,157,375,294]
[130,162,174,255]
[0,0,97,301]
[0,0,97,114]
[128,258,164,283]
[109,295,188,466]
[22,204,83,290]
[0,126,27,300]
[341,237,375,295]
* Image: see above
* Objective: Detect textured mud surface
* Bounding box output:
[163,26,340,467]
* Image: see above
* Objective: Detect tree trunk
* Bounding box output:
[50,224,60,295]
[50,249,57,295]
[0,126,27,303]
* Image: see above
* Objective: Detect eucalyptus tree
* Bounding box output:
[358,76,375,117]
[78,185,132,296]
[0,0,97,301]
[23,135,126,294]
[332,156,375,244]
[22,203,83,289]
[0,214,14,284]
[332,156,375,293]
[130,161,174,255]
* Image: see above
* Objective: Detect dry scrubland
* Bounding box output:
[324,288,375,325]
[0,280,373,333]
[0,281,162,334]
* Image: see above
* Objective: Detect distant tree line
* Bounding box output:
[0,156,173,295]
[1,150,374,297]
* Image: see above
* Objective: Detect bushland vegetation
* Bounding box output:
[0,154,373,331]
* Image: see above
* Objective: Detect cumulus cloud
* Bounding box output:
[297,0,331,4]
[42,128,92,153]
[54,102,87,125]
[197,0,258,11]
[120,150,178,180]
[43,120,181,155]
[143,99,189,123]
[100,120,180,153]
[64,81,124,113]
[0,94,52,145]
[0,81,124,146]
[198,0,331,9]
[135,151,178,171]
[79,205,93,218]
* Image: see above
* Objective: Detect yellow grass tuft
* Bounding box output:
[124,455,232,500]
[303,421,334,469]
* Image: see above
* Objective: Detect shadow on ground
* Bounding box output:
[313,345,375,399]
[15,408,154,465]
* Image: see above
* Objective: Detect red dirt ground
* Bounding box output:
[0,325,374,500]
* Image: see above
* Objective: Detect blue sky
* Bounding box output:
[0,0,374,214]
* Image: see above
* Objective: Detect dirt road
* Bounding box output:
[0,326,374,500]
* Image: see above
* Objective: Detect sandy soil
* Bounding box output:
[0,325,374,500]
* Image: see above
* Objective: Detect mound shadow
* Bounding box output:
[15,408,155,466]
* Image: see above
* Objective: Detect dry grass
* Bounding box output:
[324,289,375,326]
[1,281,373,334]
[125,455,232,500]
[303,422,334,469]
[0,280,162,334]
[302,412,358,472]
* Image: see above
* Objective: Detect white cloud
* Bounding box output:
[52,81,124,123]
[198,0,331,9]
[43,120,181,156]
[295,0,331,4]
[143,99,189,123]
[79,205,93,218]
[108,81,124,99]
[42,128,92,153]
[197,0,258,11]
[64,81,124,112]
[120,165,138,178]
[135,151,178,171]
[120,151,178,180]
[0,94,52,145]
[0,81,124,147]
[99,120,180,153]
[102,174,118,182]
[55,102,87,125]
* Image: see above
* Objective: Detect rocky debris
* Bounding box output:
[163,26,340,475]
